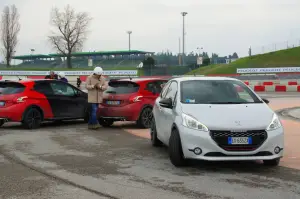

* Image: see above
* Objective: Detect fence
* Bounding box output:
[250,38,300,56]
[142,66,192,76]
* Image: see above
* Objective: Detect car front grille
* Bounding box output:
[210,130,268,151]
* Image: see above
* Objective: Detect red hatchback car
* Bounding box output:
[97,78,168,128]
[0,79,88,129]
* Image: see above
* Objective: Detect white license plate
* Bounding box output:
[228,137,252,145]
[106,100,120,105]
[0,102,5,106]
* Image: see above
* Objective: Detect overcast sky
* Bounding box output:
[1,0,300,59]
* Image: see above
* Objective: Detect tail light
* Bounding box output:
[129,95,143,103]
[13,96,28,103]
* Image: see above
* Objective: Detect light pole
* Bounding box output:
[126,31,132,51]
[181,12,187,66]
[197,47,203,56]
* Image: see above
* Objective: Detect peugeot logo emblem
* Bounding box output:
[235,121,241,126]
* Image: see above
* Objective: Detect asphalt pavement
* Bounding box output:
[0,93,300,199]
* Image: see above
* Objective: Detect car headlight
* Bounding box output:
[266,114,282,131]
[182,113,209,132]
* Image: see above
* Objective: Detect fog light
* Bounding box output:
[194,147,202,155]
[274,146,281,154]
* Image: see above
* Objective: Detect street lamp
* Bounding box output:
[126,31,132,51]
[181,12,187,66]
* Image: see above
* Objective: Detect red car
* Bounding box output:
[0,79,89,129]
[97,78,168,128]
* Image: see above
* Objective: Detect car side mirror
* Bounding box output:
[159,98,173,109]
[262,98,269,104]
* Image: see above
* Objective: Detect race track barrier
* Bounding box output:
[265,85,275,92]
[275,85,287,92]
[263,81,274,86]
[27,76,45,79]
[286,85,298,92]
[250,85,300,92]
[288,81,298,85]
[254,85,265,92]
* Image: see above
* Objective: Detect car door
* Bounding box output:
[33,81,61,118]
[153,83,170,141]
[48,81,80,118]
[160,81,178,143]
[72,86,88,118]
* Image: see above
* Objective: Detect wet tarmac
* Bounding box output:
[0,93,300,199]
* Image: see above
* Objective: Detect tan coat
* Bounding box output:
[85,75,107,103]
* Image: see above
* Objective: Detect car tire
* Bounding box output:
[137,107,153,129]
[263,158,280,166]
[22,108,43,129]
[98,118,114,127]
[150,118,162,147]
[169,128,186,167]
[0,120,4,127]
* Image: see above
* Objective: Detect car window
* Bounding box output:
[105,81,139,94]
[234,84,257,102]
[33,82,54,95]
[180,80,262,104]
[160,81,171,98]
[49,82,75,96]
[145,80,168,94]
[0,82,25,95]
[164,81,178,101]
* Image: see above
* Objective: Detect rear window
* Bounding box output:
[105,81,139,94]
[0,82,26,95]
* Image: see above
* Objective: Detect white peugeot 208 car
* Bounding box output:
[151,77,284,167]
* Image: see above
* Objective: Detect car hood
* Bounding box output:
[180,103,274,130]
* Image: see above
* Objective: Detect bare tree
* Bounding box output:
[0,5,20,67]
[48,5,91,68]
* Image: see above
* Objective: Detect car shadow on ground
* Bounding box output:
[0,120,87,130]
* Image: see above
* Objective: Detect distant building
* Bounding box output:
[225,58,238,64]
[211,57,227,64]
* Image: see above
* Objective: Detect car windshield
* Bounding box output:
[0,82,25,95]
[105,81,139,94]
[180,80,262,104]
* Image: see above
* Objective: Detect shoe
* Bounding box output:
[88,123,100,130]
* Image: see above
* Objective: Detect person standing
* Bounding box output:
[85,66,107,129]
[58,72,68,83]
[45,70,58,79]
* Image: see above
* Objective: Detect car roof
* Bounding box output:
[170,76,239,82]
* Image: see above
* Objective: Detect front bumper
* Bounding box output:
[178,125,284,161]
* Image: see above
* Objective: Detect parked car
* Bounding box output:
[0,79,89,129]
[97,77,169,128]
[151,77,284,167]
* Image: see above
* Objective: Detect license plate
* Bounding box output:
[0,101,5,106]
[106,100,120,105]
[228,137,252,145]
